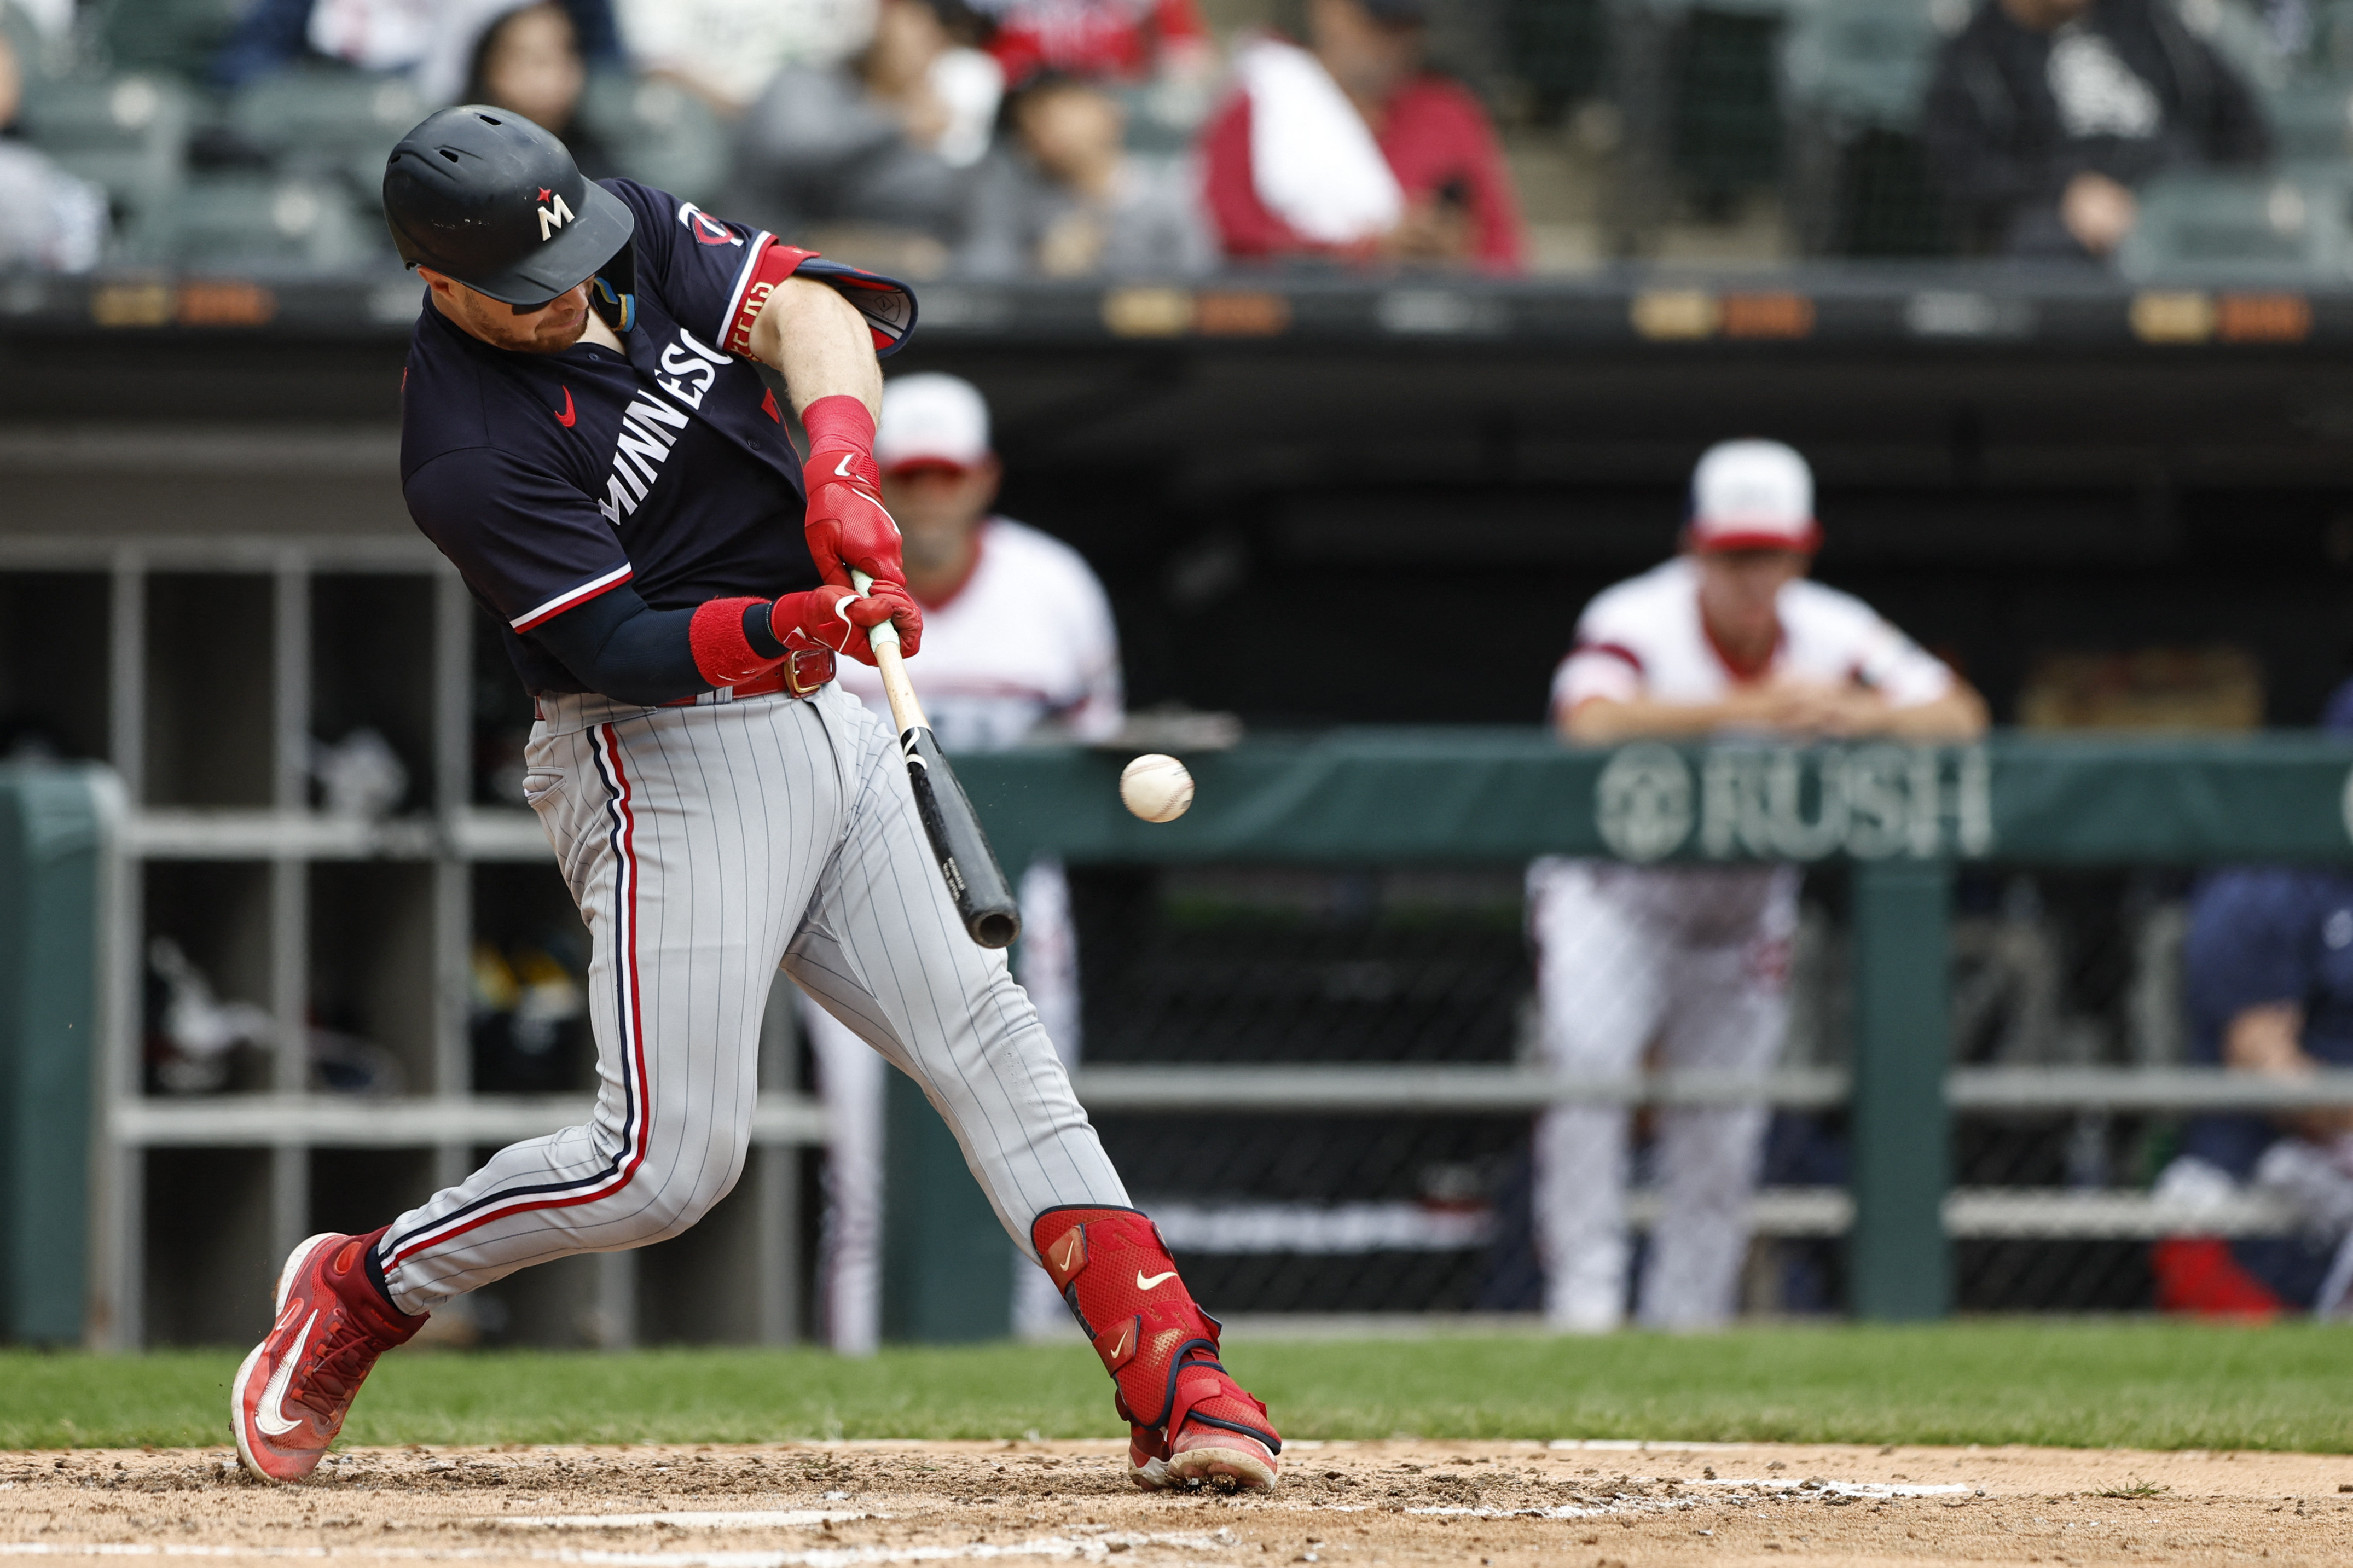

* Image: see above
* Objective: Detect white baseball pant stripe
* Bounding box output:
[1527,858,1795,1333]
[376,682,1129,1315]
[806,856,1083,1354]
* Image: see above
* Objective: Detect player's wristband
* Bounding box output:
[688,596,783,689]
[800,394,874,460]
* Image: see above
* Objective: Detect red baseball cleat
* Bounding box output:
[1119,1351,1282,1490]
[1031,1205,1281,1491]
[231,1229,424,1483]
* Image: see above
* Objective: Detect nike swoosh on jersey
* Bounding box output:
[1137,1269,1177,1290]
[554,387,577,428]
[252,1310,318,1437]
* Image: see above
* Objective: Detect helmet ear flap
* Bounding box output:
[592,242,637,333]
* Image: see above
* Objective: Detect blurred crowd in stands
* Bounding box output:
[0,0,2350,280]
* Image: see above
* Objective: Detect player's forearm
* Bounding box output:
[747,277,882,420]
[1877,686,1989,740]
[1558,695,1750,744]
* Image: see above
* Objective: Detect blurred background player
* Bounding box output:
[2152,682,2353,1319]
[1531,439,1989,1332]
[804,371,1122,1353]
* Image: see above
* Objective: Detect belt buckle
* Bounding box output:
[784,646,834,698]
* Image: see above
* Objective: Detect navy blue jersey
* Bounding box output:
[398,178,914,696]
[2181,867,2353,1176]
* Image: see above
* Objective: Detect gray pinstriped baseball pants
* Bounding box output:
[374,680,1129,1316]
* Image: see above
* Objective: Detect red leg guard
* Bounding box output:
[1031,1205,1281,1490]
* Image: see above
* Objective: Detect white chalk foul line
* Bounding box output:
[495,1515,871,1531]
[0,1532,1236,1567]
[1401,1477,1974,1520]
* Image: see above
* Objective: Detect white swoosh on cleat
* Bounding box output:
[1136,1270,1176,1290]
[252,1310,317,1438]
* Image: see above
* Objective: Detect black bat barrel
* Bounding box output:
[900,725,1021,948]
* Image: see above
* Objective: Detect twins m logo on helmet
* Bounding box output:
[594,328,731,526]
[536,189,576,242]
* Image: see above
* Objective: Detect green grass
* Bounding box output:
[3,1321,2349,1453]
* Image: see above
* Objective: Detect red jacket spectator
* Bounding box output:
[1200,68,1525,269]
[985,0,1209,85]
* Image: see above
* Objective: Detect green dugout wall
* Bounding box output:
[883,734,2353,1338]
[0,765,112,1345]
[10,741,2353,1341]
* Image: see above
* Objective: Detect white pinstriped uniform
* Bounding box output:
[802,518,1122,1353]
[374,680,1129,1313]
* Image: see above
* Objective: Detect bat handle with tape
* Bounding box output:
[850,569,1022,949]
[853,568,929,738]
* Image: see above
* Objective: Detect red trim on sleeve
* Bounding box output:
[722,239,820,358]
[689,596,783,689]
[1576,640,1645,675]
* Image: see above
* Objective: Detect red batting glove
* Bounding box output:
[799,394,907,593]
[770,581,923,668]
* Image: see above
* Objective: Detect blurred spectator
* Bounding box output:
[618,0,881,117]
[0,29,106,272]
[461,2,615,177]
[805,373,1121,1354]
[2153,695,2353,1320]
[1530,440,1985,1332]
[1198,0,1525,270]
[978,0,1212,86]
[730,0,1000,259]
[1922,0,2269,259]
[960,70,1213,277]
[213,0,622,96]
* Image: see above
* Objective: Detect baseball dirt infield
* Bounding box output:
[3,1439,2349,1566]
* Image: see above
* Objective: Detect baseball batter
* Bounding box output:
[805,370,1122,1355]
[230,106,1278,1494]
[1531,439,1986,1331]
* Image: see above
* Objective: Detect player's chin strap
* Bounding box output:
[1030,1205,1277,1450]
[591,241,637,333]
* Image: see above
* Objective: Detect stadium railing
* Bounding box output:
[872,732,2353,1339]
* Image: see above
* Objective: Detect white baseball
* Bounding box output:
[1120,753,1194,823]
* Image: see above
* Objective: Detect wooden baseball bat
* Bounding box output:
[851,569,1022,949]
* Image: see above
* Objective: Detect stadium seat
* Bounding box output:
[2262,78,2353,161]
[577,73,727,206]
[1781,0,1955,131]
[228,69,427,201]
[93,0,248,80]
[15,72,193,233]
[124,173,379,271]
[1779,0,1961,255]
[2116,163,2353,283]
[0,1,74,87]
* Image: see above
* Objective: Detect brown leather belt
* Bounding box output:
[663,646,836,707]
